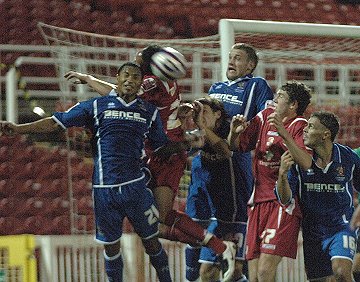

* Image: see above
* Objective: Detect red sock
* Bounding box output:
[164,210,226,255]
[161,225,199,245]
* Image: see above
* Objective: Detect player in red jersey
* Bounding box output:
[65,45,236,281]
[228,81,312,282]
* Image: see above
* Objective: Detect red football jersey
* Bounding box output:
[238,108,308,204]
[139,75,184,143]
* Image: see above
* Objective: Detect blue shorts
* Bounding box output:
[93,178,159,244]
[303,226,357,280]
[199,220,247,264]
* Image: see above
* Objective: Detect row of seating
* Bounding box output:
[1,0,360,45]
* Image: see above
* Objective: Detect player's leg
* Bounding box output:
[329,229,357,282]
[185,173,212,282]
[142,237,172,282]
[352,234,360,281]
[103,242,124,282]
[256,254,282,282]
[127,183,172,282]
[93,188,125,281]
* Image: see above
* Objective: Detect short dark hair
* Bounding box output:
[232,43,259,72]
[280,80,311,115]
[311,111,340,142]
[140,45,163,75]
[117,62,144,78]
[117,62,143,78]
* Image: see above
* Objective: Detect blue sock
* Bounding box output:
[104,250,123,282]
[185,245,201,281]
[148,248,172,282]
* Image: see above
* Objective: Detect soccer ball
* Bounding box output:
[150,47,187,81]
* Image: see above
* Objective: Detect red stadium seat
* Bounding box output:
[0,180,14,197]
[44,197,71,217]
[15,197,50,217]
[42,215,71,235]
[72,179,92,197]
[0,146,11,162]
[76,196,93,215]
[14,215,52,235]
[0,217,23,235]
[0,197,17,216]
[0,162,13,179]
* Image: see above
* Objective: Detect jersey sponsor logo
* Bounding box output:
[209,93,243,106]
[304,183,344,193]
[104,110,146,123]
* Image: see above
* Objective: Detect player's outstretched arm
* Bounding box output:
[0,117,60,135]
[268,112,312,170]
[64,71,115,96]
[276,151,294,204]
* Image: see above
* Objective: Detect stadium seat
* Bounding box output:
[0,217,23,235]
[44,197,71,217]
[43,215,71,235]
[0,180,14,197]
[15,197,50,217]
[0,197,17,217]
[0,146,11,162]
[76,196,93,215]
[75,214,95,233]
[0,162,12,179]
[35,178,68,198]
[14,215,52,235]
[72,179,92,197]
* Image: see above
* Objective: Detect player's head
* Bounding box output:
[226,43,258,81]
[135,45,163,75]
[177,103,196,131]
[275,80,311,116]
[195,97,227,130]
[116,62,143,101]
[306,111,340,143]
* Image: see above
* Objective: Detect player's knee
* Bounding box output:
[257,264,276,281]
[104,242,121,258]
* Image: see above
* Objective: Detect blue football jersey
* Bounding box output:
[52,90,168,186]
[288,143,360,236]
[208,74,273,119]
[208,75,273,199]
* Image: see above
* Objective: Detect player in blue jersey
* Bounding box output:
[185,43,273,282]
[186,97,249,282]
[0,62,173,282]
[276,111,360,282]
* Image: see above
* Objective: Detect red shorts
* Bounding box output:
[147,151,187,196]
[246,200,301,260]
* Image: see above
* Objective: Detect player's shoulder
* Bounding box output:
[209,81,227,91]
[335,143,360,160]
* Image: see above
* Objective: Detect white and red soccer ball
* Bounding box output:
[150,47,187,81]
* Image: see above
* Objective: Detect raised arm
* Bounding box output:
[275,150,294,204]
[267,112,312,170]
[0,117,60,135]
[227,114,249,151]
[64,71,116,96]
